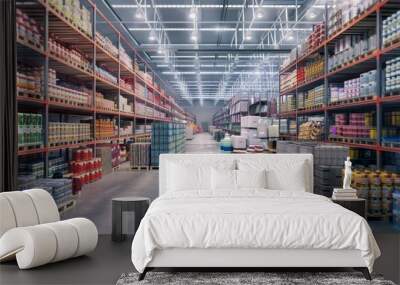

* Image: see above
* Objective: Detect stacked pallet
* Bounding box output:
[151,122,185,167]
[276,141,349,196]
[129,143,150,169]
[17,176,74,207]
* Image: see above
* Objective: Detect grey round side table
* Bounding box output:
[112,197,150,242]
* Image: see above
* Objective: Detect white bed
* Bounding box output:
[131,154,380,280]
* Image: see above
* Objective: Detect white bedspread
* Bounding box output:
[131,190,380,273]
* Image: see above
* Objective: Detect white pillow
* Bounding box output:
[266,162,306,192]
[166,160,237,192]
[238,159,307,192]
[236,169,267,189]
[211,168,237,191]
[167,163,211,191]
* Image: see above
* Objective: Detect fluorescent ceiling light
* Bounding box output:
[189,7,197,19]
[157,47,164,54]
[148,30,156,41]
[255,8,264,19]
[191,31,198,42]
[135,9,144,19]
[244,31,252,41]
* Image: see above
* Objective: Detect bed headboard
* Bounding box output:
[159,153,313,196]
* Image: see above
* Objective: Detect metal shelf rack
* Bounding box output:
[278,0,400,168]
[16,0,191,177]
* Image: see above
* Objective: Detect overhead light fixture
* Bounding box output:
[255,8,264,18]
[149,30,156,41]
[157,46,164,54]
[135,9,144,19]
[244,31,252,41]
[191,31,198,42]
[307,11,316,19]
[286,31,294,41]
[189,7,196,19]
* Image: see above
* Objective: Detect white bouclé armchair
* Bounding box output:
[0,189,98,269]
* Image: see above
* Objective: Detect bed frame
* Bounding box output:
[138,154,372,281]
[139,248,371,280]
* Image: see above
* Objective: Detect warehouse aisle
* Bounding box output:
[63,132,218,234]
[185,132,220,153]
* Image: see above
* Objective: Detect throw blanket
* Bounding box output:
[131,190,380,272]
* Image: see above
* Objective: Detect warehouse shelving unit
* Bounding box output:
[212,96,277,134]
[16,0,189,178]
[278,0,400,168]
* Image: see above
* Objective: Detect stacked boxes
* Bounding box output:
[119,96,133,113]
[276,141,349,197]
[18,160,44,178]
[120,78,134,92]
[71,148,102,193]
[385,56,400,94]
[16,8,43,48]
[17,67,43,96]
[17,175,74,206]
[328,33,377,71]
[383,11,400,46]
[328,0,378,36]
[48,156,69,177]
[352,170,400,218]
[95,65,118,85]
[279,94,296,113]
[304,57,324,82]
[329,70,377,102]
[95,119,115,139]
[120,46,133,70]
[49,72,91,106]
[304,85,324,108]
[280,70,297,92]
[95,32,118,58]
[129,143,151,168]
[49,38,92,72]
[96,93,116,110]
[18,113,43,148]
[49,122,91,144]
[48,0,92,37]
[151,123,185,166]
[298,121,323,141]
[330,113,374,138]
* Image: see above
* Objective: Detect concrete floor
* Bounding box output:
[1,133,399,284]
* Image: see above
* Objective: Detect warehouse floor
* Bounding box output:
[62,132,219,234]
[2,133,399,284]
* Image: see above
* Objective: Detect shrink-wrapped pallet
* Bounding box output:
[231,135,246,149]
[129,143,150,168]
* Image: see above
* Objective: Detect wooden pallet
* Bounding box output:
[302,104,323,111]
[17,88,42,100]
[18,144,43,151]
[328,95,376,106]
[330,51,374,72]
[58,199,76,214]
[49,96,89,108]
[131,166,150,171]
[367,214,392,222]
[150,165,159,170]
[17,34,43,51]
[384,36,400,48]
[49,140,83,147]
[329,136,375,145]
[382,141,400,148]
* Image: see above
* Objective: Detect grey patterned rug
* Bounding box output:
[116,272,396,285]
